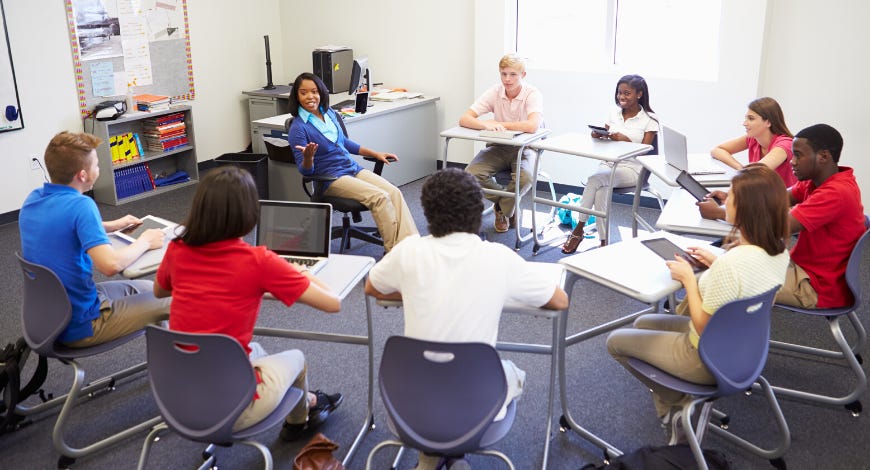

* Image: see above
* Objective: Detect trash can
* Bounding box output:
[214,153,269,200]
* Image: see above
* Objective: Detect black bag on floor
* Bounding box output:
[579,444,731,470]
[0,337,49,434]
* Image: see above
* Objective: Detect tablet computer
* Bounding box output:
[676,170,711,202]
[114,215,174,243]
[588,124,610,134]
[640,237,707,272]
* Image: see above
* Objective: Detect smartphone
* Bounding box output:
[641,237,708,272]
[588,124,610,134]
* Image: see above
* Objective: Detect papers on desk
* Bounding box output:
[370,91,423,101]
[479,129,524,139]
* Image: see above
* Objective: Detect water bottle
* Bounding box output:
[584,215,597,239]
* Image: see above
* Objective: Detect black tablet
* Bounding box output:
[640,237,707,272]
[676,170,711,202]
[588,124,610,134]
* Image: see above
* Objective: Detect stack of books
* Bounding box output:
[141,112,189,152]
[113,163,156,199]
[109,132,144,164]
[133,93,171,112]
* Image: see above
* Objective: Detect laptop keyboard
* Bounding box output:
[284,257,318,267]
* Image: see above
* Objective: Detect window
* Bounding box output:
[516,0,722,81]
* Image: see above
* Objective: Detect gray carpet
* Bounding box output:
[1,169,869,469]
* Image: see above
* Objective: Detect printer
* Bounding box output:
[312,46,353,94]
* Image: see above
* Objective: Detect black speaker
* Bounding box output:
[312,48,353,94]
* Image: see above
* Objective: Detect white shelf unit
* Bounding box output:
[87,105,199,205]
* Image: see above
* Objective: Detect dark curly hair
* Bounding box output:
[421,168,484,237]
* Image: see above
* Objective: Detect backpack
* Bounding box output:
[0,337,49,434]
[579,444,731,470]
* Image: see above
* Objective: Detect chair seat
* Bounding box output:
[322,195,368,213]
[626,358,719,399]
[226,387,305,441]
[478,400,517,448]
[50,330,145,360]
[774,302,854,317]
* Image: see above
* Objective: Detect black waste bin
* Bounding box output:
[214,153,269,199]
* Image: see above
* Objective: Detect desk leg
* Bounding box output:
[342,292,376,466]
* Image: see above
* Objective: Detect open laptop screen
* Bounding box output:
[256,201,331,257]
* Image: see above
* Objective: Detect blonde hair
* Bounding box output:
[499,53,527,73]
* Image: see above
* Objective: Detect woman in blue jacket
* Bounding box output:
[287,73,418,252]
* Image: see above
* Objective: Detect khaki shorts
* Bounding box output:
[775,262,818,309]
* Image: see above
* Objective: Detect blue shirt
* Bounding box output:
[19,184,110,342]
[298,106,339,142]
[288,108,363,188]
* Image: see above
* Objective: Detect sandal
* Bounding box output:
[561,234,582,254]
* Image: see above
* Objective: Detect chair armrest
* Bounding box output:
[302,174,337,200]
[362,156,397,176]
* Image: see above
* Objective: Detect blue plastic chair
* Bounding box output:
[137,326,304,470]
[16,253,162,469]
[767,215,870,415]
[626,287,789,470]
[366,336,517,470]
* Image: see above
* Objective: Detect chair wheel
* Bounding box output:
[770,457,787,469]
[846,400,862,416]
[57,455,76,469]
[559,415,569,432]
[857,353,863,365]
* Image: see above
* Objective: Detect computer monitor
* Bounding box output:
[348,57,370,96]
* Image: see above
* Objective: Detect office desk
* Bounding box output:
[527,133,652,251]
[557,232,708,457]
[254,254,376,467]
[636,153,738,188]
[656,188,732,237]
[251,95,439,201]
[439,126,552,249]
[372,262,566,470]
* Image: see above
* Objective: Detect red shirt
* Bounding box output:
[156,238,310,353]
[790,167,865,308]
[747,134,797,187]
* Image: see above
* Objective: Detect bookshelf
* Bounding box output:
[87,105,199,205]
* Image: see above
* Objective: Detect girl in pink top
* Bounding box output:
[711,97,797,187]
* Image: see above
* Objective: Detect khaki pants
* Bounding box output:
[775,262,819,309]
[324,169,418,252]
[465,144,535,217]
[64,280,170,348]
[233,343,309,431]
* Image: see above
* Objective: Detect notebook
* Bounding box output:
[479,129,524,139]
[256,200,332,275]
[660,125,727,176]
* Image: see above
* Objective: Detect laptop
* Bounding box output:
[660,125,727,176]
[256,200,332,275]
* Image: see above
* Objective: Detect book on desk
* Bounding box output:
[479,129,525,139]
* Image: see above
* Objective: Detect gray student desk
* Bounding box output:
[250,94,440,195]
[656,188,733,238]
[557,231,698,459]
[527,133,652,252]
[370,261,566,470]
[636,153,738,188]
[440,126,551,249]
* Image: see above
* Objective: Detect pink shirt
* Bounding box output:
[746,134,797,187]
[469,81,544,123]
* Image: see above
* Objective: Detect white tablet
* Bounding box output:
[113,215,175,243]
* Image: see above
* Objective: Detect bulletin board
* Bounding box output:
[0,0,24,133]
[65,0,195,119]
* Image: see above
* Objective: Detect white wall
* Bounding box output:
[760,0,870,209]
[0,0,283,215]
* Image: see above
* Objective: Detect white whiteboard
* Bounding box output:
[0,0,23,133]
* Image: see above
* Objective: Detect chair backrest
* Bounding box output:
[144,326,257,444]
[378,336,508,455]
[843,215,870,311]
[698,286,779,396]
[16,253,72,356]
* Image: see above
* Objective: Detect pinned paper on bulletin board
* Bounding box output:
[0,0,24,133]
[65,0,195,118]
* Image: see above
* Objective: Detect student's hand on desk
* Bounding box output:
[666,255,695,285]
[696,199,726,220]
[686,246,716,267]
[608,131,629,142]
[138,229,165,250]
[105,214,142,233]
[482,122,506,132]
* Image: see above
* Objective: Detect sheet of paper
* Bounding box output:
[90,62,116,97]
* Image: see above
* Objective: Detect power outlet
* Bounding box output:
[30,158,40,170]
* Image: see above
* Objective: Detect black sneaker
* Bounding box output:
[308,390,344,428]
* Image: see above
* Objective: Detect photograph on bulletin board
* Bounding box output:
[65,0,195,118]
[0,0,24,133]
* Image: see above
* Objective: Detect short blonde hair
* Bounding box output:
[498,53,526,73]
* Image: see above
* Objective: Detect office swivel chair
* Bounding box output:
[284,117,391,253]
[15,253,161,469]
[137,326,305,470]
[611,134,664,238]
[766,215,870,415]
[626,287,789,470]
[366,336,517,470]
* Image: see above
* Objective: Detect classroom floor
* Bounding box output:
[1,171,868,469]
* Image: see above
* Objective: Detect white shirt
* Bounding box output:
[604,106,659,171]
[368,232,557,346]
